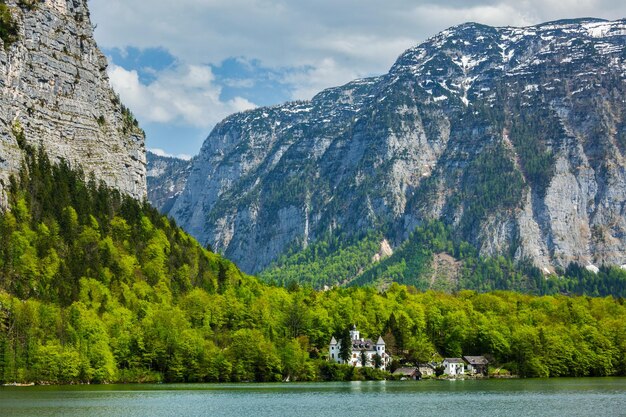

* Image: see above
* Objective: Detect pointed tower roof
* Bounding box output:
[376,336,385,345]
[330,336,338,345]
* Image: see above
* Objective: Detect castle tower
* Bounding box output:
[350,324,360,341]
[376,335,386,361]
[329,336,340,363]
[376,335,385,352]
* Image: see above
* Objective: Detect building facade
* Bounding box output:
[329,326,391,370]
[464,356,489,375]
[443,358,465,376]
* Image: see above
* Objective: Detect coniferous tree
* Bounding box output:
[338,328,352,363]
[217,263,227,293]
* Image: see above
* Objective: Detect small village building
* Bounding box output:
[463,356,489,375]
[443,358,465,376]
[417,363,436,378]
[329,325,391,370]
[392,364,436,380]
[393,367,420,380]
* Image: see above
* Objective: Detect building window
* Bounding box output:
[332,354,334,359]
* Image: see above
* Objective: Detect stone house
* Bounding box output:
[463,356,489,375]
[417,363,436,378]
[393,367,420,380]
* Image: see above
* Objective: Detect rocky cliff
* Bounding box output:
[147,151,192,214]
[0,0,146,206]
[167,18,626,274]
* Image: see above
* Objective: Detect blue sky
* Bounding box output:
[89,0,626,159]
[104,47,298,157]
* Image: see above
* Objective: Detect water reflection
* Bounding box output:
[346,380,387,394]
[1,379,625,417]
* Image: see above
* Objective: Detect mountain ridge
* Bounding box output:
[160,18,626,276]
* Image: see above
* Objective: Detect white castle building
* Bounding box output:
[329,325,391,370]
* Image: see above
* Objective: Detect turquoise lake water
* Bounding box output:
[1,378,625,417]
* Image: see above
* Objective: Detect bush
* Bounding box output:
[0,2,19,48]
[318,362,356,381]
[17,0,41,11]
[358,367,390,381]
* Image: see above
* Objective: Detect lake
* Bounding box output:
[1,378,625,417]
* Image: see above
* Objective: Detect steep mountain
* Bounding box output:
[147,151,192,214]
[0,0,146,205]
[168,18,626,276]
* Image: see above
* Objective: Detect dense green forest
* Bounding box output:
[260,232,382,288]
[262,220,626,297]
[0,149,625,384]
[354,222,626,297]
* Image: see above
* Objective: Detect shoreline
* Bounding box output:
[14,375,626,387]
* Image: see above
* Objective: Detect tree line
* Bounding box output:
[0,148,625,384]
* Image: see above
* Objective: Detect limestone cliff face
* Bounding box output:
[167,18,626,274]
[146,151,192,214]
[0,0,146,205]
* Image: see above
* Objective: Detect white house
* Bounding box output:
[443,358,465,376]
[329,325,391,370]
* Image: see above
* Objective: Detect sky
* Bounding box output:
[89,0,626,159]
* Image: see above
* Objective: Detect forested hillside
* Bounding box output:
[1,149,625,384]
[261,222,626,297]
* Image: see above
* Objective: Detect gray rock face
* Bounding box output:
[0,0,146,205]
[168,18,626,274]
[146,151,192,214]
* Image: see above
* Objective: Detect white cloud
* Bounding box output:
[107,63,256,129]
[91,0,626,155]
[406,4,534,31]
[148,148,193,161]
[223,78,255,88]
[92,0,626,95]
[282,58,360,100]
